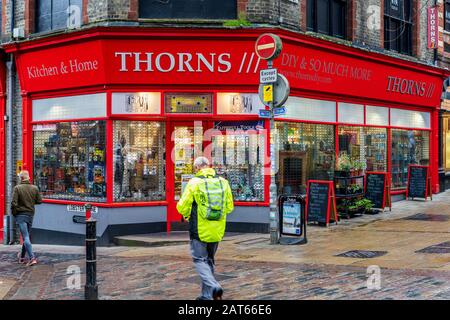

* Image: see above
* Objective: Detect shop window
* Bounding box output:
[36,0,83,33]
[275,122,335,195]
[33,93,106,121]
[445,118,450,171]
[33,121,107,202]
[216,93,263,115]
[112,93,161,115]
[113,121,166,202]
[165,93,213,114]
[338,103,364,124]
[211,121,265,202]
[366,106,389,126]
[139,0,237,20]
[390,109,430,129]
[307,0,347,39]
[445,1,450,32]
[384,0,412,55]
[391,129,430,189]
[338,126,388,173]
[278,97,336,123]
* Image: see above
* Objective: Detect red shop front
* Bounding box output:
[3,27,446,245]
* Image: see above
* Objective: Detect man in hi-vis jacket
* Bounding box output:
[177,156,234,300]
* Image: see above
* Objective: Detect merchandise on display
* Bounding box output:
[391,129,430,189]
[113,121,166,202]
[33,121,107,202]
[212,122,265,202]
[276,122,335,196]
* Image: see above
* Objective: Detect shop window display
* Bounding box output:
[445,118,450,172]
[338,126,387,172]
[33,121,107,202]
[275,122,335,195]
[211,121,265,202]
[113,121,166,202]
[391,129,430,189]
[173,124,204,201]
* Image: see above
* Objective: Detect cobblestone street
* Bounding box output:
[2,191,450,300]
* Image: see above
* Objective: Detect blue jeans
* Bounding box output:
[15,214,34,260]
[190,239,221,300]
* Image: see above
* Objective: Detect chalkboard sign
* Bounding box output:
[407,165,432,200]
[365,172,388,210]
[306,180,338,226]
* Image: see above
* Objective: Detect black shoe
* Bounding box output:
[212,288,223,300]
[196,296,209,300]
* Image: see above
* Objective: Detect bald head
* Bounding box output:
[194,156,210,171]
[19,170,30,182]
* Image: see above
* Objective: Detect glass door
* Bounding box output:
[173,123,204,201]
[167,121,210,226]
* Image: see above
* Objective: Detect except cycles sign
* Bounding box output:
[260,68,278,83]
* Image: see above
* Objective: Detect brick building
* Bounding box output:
[0,1,448,245]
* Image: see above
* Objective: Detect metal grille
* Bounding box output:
[365,127,387,172]
[336,250,388,259]
[416,242,450,254]
[212,124,265,202]
[33,121,107,202]
[391,130,430,189]
[276,122,335,195]
[113,121,165,202]
[403,214,449,222]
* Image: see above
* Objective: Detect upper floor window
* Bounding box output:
[307,0,347,39]
[36,0,82,33]
[445,0,450,32]
[384,0,412,55]
[139,0,237,19]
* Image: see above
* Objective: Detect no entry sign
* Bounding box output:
[255,33,282,60]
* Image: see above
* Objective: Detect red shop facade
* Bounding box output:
[2,27,446,245]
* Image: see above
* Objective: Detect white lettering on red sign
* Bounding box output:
[114,52,232,73]
[428,7,438,49]
[26,59,99,79]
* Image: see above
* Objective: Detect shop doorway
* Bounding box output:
[167,121,212,229]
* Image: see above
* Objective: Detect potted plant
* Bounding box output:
[354,198,374,214]
[336,153,352,177]
[352,159,366,176]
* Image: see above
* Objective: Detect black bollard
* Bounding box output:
[84,203,98,300]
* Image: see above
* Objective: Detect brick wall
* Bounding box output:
[354,0,383,49]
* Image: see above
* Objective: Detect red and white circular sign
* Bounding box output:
[255,33,282,60]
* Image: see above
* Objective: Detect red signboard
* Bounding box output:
[428,6,439,49]
[8,28,447,108]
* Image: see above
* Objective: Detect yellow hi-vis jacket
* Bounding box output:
[176,168,234,243]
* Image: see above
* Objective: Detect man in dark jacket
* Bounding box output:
[11,170,42,266]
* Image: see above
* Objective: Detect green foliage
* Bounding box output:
[223,12,252,27]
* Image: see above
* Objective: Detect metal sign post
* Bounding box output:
[267,61,279,245]
[256,33,289,245]
[84,203,98,300]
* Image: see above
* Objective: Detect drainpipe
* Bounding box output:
[10,0,14,39]
[5,0,16,244]
[6,60,14,243]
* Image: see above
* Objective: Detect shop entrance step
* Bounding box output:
[113,231,245,247]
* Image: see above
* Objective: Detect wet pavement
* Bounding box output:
[2,191,450,300]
